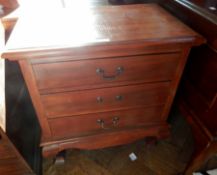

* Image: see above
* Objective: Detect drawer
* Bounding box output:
[48,106,165,139]
[41,82,170,118]
[33,53,180,93]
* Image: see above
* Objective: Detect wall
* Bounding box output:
[0,21,5,131]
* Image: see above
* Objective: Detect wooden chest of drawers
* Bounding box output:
[2,4,204,157]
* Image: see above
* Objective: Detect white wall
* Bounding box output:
[0,21,5,131]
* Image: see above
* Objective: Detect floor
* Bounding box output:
[43,110,195,175]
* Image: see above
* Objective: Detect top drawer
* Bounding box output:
[33,53,180,93]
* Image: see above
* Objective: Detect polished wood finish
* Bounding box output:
[2,4,204,158]
[179,99,217,175]
[0,0,18,19]
[0,0,19,41]
[0,127,35,175]
[0,0,18,9]
[33,53,180,93]
[3,5,203,58]
[42,124,170,157]
[49,106,165,139]
[161,0,216,49]
[161,0,217,174]
[42,82,170,118]
[43,112,196,175]
[180,49,217,173]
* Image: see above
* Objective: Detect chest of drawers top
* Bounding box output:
[3,4,203,60]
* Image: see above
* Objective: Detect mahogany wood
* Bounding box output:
[161,47,191,120]
[161,0,216,49]
[48,105,165,139]
[41,82,170,118]
[2,4,204,158]
[179,100,217,175]
[0,0,19,41]
[33,53,180,93]
[0,0,18,9]
[0,127,35,175]
[161,0,217,174]
[42,123,170,157]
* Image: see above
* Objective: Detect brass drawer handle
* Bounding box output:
[115,95,123,101]
[112,117,119,126]
[97,119,108,130]
[97,117,120,130]
[96,96,103,103]
[96,66,124,80]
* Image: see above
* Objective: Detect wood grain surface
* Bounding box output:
[41,82,170,118]
[1,4,205,158]
[3,4,203,59]
[48,105,165,139]
[33,53,180,93]
[0,127,34,175]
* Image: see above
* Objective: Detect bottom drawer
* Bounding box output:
[49,106,164,139]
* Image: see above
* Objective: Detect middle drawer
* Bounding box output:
[41,82,170,118]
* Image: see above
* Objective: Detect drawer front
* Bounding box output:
[49,106,164,139]
[33,53,179,92]
[42,82,170,118]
